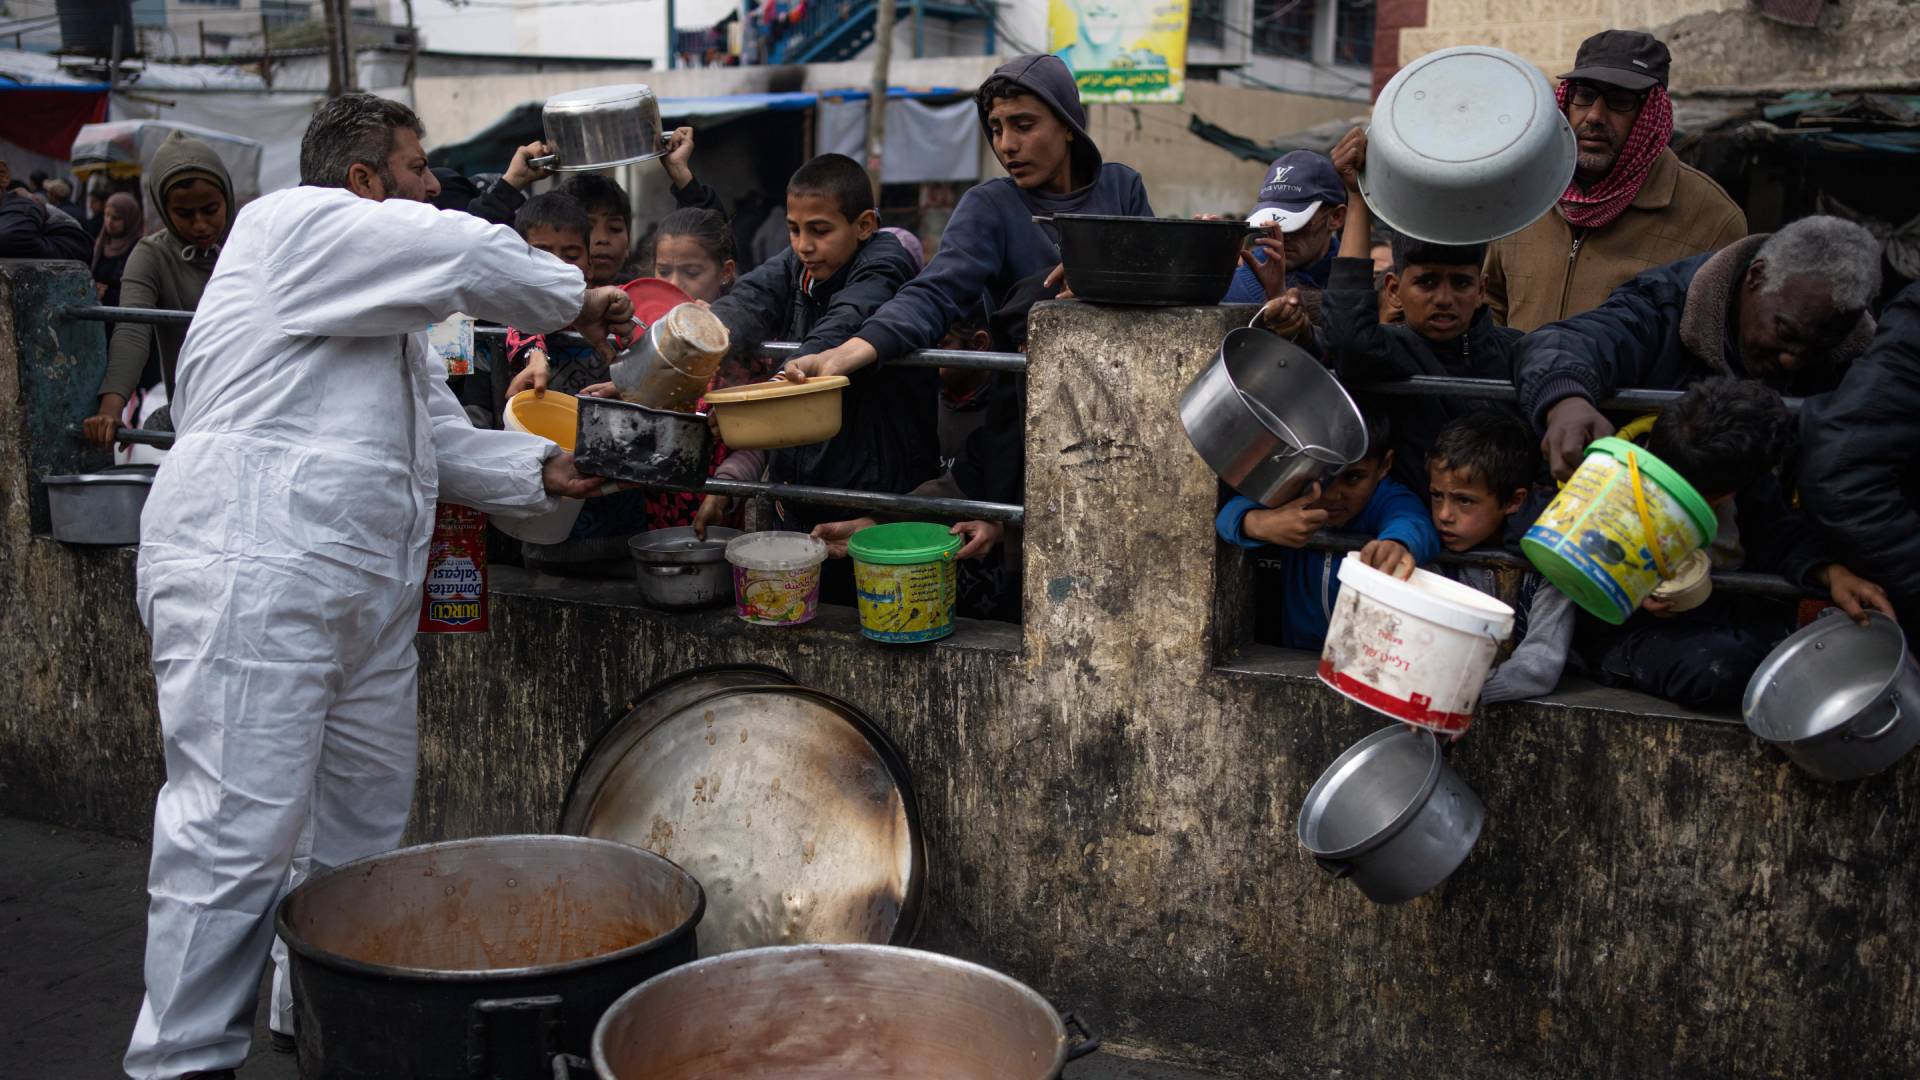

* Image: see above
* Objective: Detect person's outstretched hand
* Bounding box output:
[781,338,878,384]
[663,127,697,189]
[573,287,636,364]
[1541,397,1614,482]
[1243,482,1327,548]
[542,451,614,498]
[811,516,878,559]
[505,350,551,398]
[1242,235,1289,301]
[1360,538,1416,579]
[692,494,730,540]
[1258,288,1311,342]
[1817,564,1896,625]
[1042,262,1075,301]
[1331,127,1367,194]
[83,393,128,448]
[952,519,1004,560]
[503,141,555,191]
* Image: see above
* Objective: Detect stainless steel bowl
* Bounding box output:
[1744,611,1920,782]
[592,945,1099,1079]
[44,465,155,545]
[535,84,665,172]
[1179,327,1367,506]
[1358,46,1576,245]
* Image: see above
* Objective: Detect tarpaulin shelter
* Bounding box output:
[71,120,265,211]
[0,53,108,185]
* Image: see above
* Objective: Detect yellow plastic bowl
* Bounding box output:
[703,376,849,451]
[504,389,579,452]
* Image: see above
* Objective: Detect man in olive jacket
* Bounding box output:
[1484,30,1747,331]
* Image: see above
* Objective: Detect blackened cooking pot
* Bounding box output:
[275,834,703,1080]
[573,396,713,489]
[591,945,1099,1079]
[1039,213,1253,306]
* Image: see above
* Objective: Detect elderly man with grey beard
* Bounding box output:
[1515,214,1883,482]
[1484,29,1747,332]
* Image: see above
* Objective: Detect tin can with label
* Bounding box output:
[419,503,489,633]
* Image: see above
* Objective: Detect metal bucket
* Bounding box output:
[608,304,730,412]
[591,945,1099,1079]
[1179,327,1367,506]
[275,835,703,1079]
[573,396,712,489]
[532,84,665,172]
[1358,46,1576,245]
[1744,611,1920,782]
[1298,725,1485,904]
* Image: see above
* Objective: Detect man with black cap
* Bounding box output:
[1222,149,1348,306]
[778,53,1152,382]
[1484,29,1746,332]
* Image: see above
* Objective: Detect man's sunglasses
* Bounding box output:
[1567,82,1647,114]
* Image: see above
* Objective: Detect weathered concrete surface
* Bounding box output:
[5,261,1920,1077]
[1661,0,1920,96]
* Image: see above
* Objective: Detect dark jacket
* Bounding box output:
[709,230,935,530]
[0,194,91,261]
[1515,234,1876,428]
[1322,254,1524,495]
[1799,281,1920,622]
[857,54,1153,360]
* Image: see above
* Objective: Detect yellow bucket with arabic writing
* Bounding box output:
[848,522,961,644]
[1521,437,1719,625]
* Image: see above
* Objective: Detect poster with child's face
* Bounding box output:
[1048,0,1189,103]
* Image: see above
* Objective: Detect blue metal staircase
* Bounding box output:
[763,0,992,65]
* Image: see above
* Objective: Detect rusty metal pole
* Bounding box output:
[322,0,342,96]
[865,0,897,194]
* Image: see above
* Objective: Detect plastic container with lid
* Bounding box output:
[725,531,828,626]
[847,522,963,644]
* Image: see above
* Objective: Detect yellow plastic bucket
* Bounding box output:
[847,522,961,644]
[503,389,579,451]
[1521,437,1718,625]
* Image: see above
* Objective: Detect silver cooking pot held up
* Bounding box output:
[532,84,666,172]
[1744,611,1920,782]
[1298,725,1485,904]
[1180,326,1368,507]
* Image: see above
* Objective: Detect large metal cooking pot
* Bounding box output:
[1744,611,1920,782]
[1039,213,1252,306]
[591,945,1099,1079]
[629,525,738,610]
[1179,326,1368,506]
[560,683,926,954]
[573,396,713,488]
[44,464,156,544]
[276,835,703,1079]
[1298,725,1485,904]
[532,84,666,172]
[1358,46,1576,245]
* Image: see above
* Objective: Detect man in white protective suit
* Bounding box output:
[123,93,634,1080]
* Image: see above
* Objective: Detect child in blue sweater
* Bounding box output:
[1216,413,1440,650]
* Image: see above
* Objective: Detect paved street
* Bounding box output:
[0,815,1221,1079]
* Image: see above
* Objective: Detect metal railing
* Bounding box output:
[61,303,1815,594]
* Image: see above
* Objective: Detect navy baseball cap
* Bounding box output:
[1247,150,1347,232]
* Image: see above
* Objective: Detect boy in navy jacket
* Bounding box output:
[1216,412,1441,650]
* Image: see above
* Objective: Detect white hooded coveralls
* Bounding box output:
[124,186,586,1079]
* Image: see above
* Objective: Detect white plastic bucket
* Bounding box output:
[1319,553,1516,737]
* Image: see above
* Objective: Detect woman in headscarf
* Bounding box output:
[83,132,234,447]
[90,191,143,306]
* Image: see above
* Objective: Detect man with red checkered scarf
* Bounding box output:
[1484,30,1748,332]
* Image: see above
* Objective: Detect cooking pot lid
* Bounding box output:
[629,526,738,564]
[560,675,925,954]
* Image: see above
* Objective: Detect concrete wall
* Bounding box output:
[6,259,1920,1077]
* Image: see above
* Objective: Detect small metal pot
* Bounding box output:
[629,526,738,610]
[1038,213,1252,306]
[1744,611,1920,782]
[591,945,1099,1079]
[608,304,730,412]
[1298,725,1485,904]
[532,84,665,172]
[1180,327,1368,506]
[573,396,713,489]
[43,465,156,545]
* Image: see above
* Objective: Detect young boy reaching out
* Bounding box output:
[1216,412,1441,650]
[504,193,605,399]
[1428,411,1575,703]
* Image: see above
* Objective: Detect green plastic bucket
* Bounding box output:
[848,522,962,644]
[1521,437,1719,625]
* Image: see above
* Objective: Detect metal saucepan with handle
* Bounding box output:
[530,84,667,172]
[1034,213,1259,306]
[1179,326,1368,507]
[1744,610,1920,782]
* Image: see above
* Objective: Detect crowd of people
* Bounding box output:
[4,23,1910,1080]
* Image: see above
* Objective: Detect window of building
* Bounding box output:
[179,0,241,8]
[1252,0,1315,60]
[262,0,313,28]
[1335,0,1375,66]
[132,0,168,27]
[1191,0,1226,46]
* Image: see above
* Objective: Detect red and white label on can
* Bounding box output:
[419,503,488,634]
